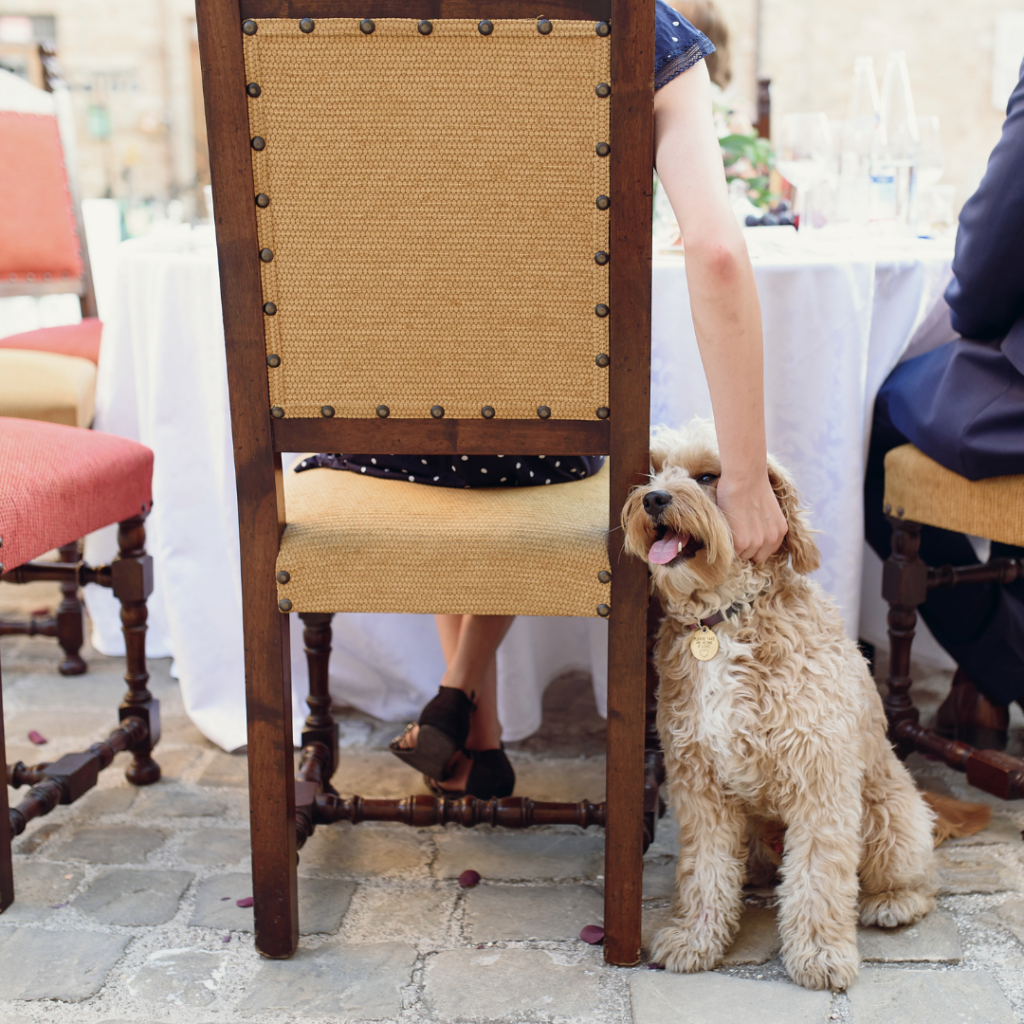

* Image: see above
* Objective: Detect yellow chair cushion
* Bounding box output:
[883,444,1024,547]
[0,349,96,428]
[277,459,612,616]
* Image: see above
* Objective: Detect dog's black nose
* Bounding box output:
[643,490,672,517]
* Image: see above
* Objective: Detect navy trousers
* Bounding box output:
[865,345,1024,706]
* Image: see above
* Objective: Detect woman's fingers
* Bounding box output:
[718,471,788,563]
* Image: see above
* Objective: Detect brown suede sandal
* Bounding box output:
[389,686,476,780]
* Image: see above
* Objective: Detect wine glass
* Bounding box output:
[776,113,833,231]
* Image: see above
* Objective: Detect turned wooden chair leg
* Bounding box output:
[299,612,338,783]
[881,516,929,756]
[642,591,665,853]
[0,648,13,913]
[55,539,86,676]
[111,515,160,785]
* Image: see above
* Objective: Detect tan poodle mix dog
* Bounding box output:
[622,420,936,992]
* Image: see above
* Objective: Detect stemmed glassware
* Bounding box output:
[776,113,834,231]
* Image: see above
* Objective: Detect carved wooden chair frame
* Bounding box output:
[197,0,656,964]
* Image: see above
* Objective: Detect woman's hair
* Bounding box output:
[672,0,732,89]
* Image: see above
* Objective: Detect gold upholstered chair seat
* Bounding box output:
[0,349,96,428]
[277,459,612,617]
[883,444,1024,546]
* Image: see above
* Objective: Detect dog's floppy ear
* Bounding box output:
[767,457,820,575]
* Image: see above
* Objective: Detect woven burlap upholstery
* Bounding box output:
[277,460,612,615]
[884,444,1024,547]
[0,349,96,428]
[244,19,610,421]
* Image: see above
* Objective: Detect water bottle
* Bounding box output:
[871,51,919,226]
[839,57,879,224]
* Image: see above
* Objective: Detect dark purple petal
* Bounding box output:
[648,962,665,970]
[236,896,254,908]
[579,924,605,944]
[221,934,232,943]
[458,870,481,888]
[220,896,231,901]
[49,902,68,909]
[28,731,48,745]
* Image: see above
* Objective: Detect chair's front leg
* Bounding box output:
[56,539,86,676]
[881,515,928,756]
[112,515,160,785]
[298,612,338,786]
[0,646,13,912]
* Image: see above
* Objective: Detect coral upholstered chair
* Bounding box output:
[0,417,161,916]
[197,0,655,965]
[0,73,106,673]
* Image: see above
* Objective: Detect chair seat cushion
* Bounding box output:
[0,418,153,572]
[884,444,1024,547]
[0,349,96,428]
[0,319,103,364]
[278,459,612,616]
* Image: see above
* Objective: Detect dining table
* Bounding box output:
[81,223,957,752]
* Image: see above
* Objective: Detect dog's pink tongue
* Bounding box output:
[649,530,684,565]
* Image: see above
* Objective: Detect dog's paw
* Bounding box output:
[783,942,859,992]
[650,923,726,973]
[859,889,934,929]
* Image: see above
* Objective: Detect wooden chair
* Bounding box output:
[197,0,655,963]
[0,81,104,676]
[881,443,1024,798]
[1,417,160,915]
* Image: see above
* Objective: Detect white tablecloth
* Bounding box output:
[84,226,955,752]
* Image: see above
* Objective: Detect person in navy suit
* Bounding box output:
[865,58,1024,748]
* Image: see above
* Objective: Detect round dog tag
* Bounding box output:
[689,626,719,661]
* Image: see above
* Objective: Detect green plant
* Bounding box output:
[719,132,777,210]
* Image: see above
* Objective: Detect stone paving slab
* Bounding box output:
[0,928,130,1001]
[52,825,169,864]
[0,861,85,922]
[134,785,229,819]
[642,858,676,899]
[238,940,416,1018]
[298,822,431,876]
[978,896,1024,943]
[344,886,455,945]
[75,868,194,926]
[848,969,1016,1023]
[178,828,251,867]
[511,756,606,802]
[197,752,249,788]
[641,905,781,965]
[190,872,357,934]
[78,786,139,816]
[858,909,961,963]
[465,883,604,942]
[629,970,831,1024]
[936,850,1021,894]
[126,949,226,1008]
[333,750,432,799]
[424,948,607,1021]
[434,830,604,880]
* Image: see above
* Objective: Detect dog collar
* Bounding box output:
[682,604,741,633]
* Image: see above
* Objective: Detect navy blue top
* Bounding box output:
[654,1,716,91]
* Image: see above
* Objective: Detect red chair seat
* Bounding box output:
[0,319,103,365]
[0,418,153,572]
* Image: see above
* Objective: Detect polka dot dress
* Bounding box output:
[294,452,605,488]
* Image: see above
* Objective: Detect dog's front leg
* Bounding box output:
[775,801,861,992]
[651,779,746,972]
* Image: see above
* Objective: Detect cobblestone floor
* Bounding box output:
[3,578,1024,1023]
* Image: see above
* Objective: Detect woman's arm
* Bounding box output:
[653,61,787,562]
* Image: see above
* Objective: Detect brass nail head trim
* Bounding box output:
[537,406,551,420]
[478,19,493,34]
[481,406,495,419]
[277,570,290,584]
[596,142,610,157]
[596,407,610,419]
[299,17,314,32]
[266,354,281,367]
[418,19,433,34]
[595,303,609,317]
[430,405,445,419]
[376,405,390,418]
[594,251,609,265]
[595,82,611,97]
[246,82,261,98]
[595,353,610,367]
[242,19,257,35]
[255,193,270,208]
[537,18,553,33]
[271,406,284,418]
[360,18,375,33]
[597,603,611,617]
[321,405,335,418]
[598,570,612,583]
[263,301,277,315]
[259,248,273,262]
[596,21,610,36]
[596,194,610,210]
[279,598,293,612]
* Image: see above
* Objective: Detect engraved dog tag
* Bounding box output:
[690,626,719,661]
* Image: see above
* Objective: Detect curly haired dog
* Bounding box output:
[622,420,936,992]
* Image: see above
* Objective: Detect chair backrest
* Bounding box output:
[198,0,653,586]
[0,70,96,315]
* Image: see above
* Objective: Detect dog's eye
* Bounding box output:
[696,473,719,485]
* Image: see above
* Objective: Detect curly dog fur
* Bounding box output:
[622,420,936,992]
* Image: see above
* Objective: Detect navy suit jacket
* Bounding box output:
[877,59,1024,480]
